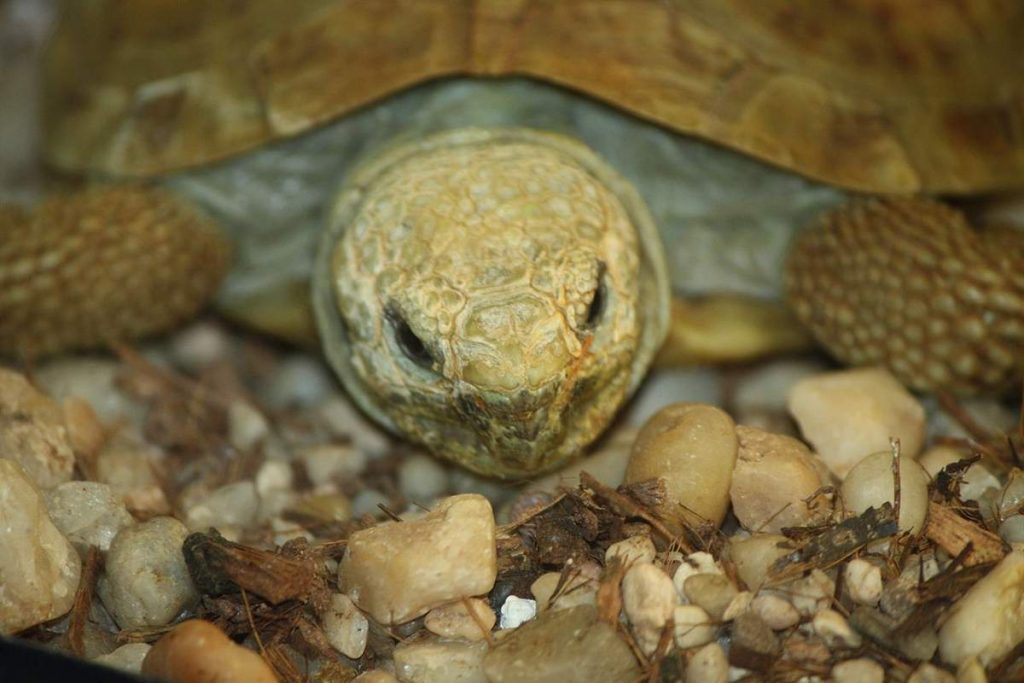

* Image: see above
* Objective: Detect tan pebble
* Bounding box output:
[339,494,496,624]
[785,570,834,618]
[605,535,656,567]
[393,639,488,683]
[530,569,597,613]
[227,400,268,451]
[0,367,75,489]
[727,534,791,590]
[832,658,884,683]
[622,562,677,653]
[844,558,882,606]
[841,451,929,533]
[92,643,152,674]
[624,403,737,530]
[142,619,276,683]
[939,550,1024,666]
[0,459,82,635]
[730,425,831,532]
[683,573,738,621]
[300,444,367,487]
[750,593,800,630]
[62,396,106,460]
[673,605,715,649]
[321,593,368,659]
[353,671,399,683]
[813,609,862,649]
[788,367,925,478]
[95,435,170,515]
[685,642,728,683]
[184,481,259,533]
[721,591,752,621]
[45,480,134,553]
[425,598,496,641]
[907,663,956,683]
[956,657,987,683]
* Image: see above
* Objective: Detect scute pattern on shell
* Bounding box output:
[785,198,1024,395]
[314,129,669,479]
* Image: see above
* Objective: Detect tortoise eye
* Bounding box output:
[583,261,607,328]
[386,305,434,369]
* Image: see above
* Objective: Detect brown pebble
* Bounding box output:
[141,619,277,683]
[728,612,780,672]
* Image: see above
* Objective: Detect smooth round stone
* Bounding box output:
[398,453,450,503]
[622,563,677,653]
[46,480,134,552]
[321,593,369,659]
[625,402,737,530]
[728,534,791,590]
[262,354,334,408]
[98,517,198,629]
[92,643,152,674]
[142,620,277,683]
[393,639,488,683]
[840,451,929,534]
[184,480,259,533]
[0,459,82,635]
[425,598,496,641]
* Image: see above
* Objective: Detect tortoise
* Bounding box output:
[3,0,1024,479]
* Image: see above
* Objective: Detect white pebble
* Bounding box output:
[841,451,930,534]
[0,367,75,489]
[263,355,334,408]
[939,550,1024,666]
[605,535,656,567]
[673,605,715,649]
[184,480,259,533]
[721,591,752,621]
[728,534,791,590]
[813,609,862,649]
[227,400,269,451]
[785,570,835,618]
[530,567,598,613]
[750,593,800,630]
[351,489,390,518]
[98,517,198,629]
[168,322,232,371]
[339,494,496,624]
[398,453,450,502]
[95,436,169,515]
[45,481,134,552]
[622,562,677,653]
[0,460,81,634]
[733,360,828,414]
[255,459,293,496]
[426,598,496,641]
[321,593,368,659]
[1000,515,1024,545]
[92,643,152,674]
[845,558,883,606]
[394,639,488,683]
[34,357,141,424]
[301,444,367,486]
[788,367,925,478]
[318,396,391,457]
[831,658,884,683]
[500,595,538,629]
[353,672,399,683]
[686,642,728,683]
[624,368,723,426]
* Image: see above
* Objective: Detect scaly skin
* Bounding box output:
[314,129,669,478]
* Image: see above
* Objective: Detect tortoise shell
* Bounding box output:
[44,0,1024,193]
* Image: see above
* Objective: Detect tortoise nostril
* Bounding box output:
[385,304,435,369]
[583,261,607,328]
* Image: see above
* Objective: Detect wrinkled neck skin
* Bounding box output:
[314,129,668,479]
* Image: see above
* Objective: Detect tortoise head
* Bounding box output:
[313,129,669,479]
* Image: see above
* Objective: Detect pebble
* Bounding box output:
[92,643,152,674]
[624,402,737,530]
[939,550,1024,666]
[499,595,537,629]
[254,459,295,519]
[318,396,391,458]
[907,663,956,683]
[339,494,497,624]
[622,562,677,653]
[730,425,830,533]
[813,609,862,649]
[685,642,728,683]
[1000,515,1024,545]
[750,593,800,630]
[0,459,81,634]
[788,367,925,478]
[728,534,791,590]
[956,657,987,683]
[168,322,232,371]
[673,605,715,649]
[831,658,884,683]
[263,354,334,408]
[425,598,496,641]
[351,488,391,518]
[98,516,198,629]
[845,558,883,606]
[530,568,598,613]
[227,400,269,451]
[0,367,75,489]
[354,672,400,683]
[393,639,488,683]
[321,593,368,659]
[605,535,657,567]
[94,435,169,515]
[784,569,834,618]
[483,605,640,683]
[841,451,930,534]
[34,357,141,424]
[682,573,738,621]
[45,481,134,553]
[61,396,106,460]
[184,480,259,533]
[732,359,828,415]
[142,619,277,683]
[624,368,723,426]
[398,453,450,502]
[919,445,1001,505]
[301,443,367,487]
